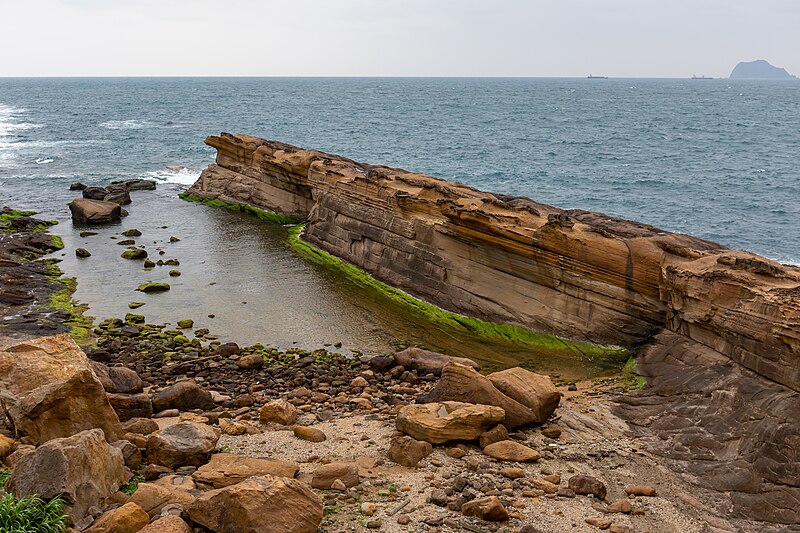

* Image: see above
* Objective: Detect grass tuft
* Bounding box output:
[0,493,68,533]
[121,475,145,496]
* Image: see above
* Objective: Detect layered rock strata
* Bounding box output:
[188,133,800,392]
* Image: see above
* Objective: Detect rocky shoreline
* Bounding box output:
[1,150,798,533]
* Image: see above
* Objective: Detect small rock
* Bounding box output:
[541,426,562,439]
[461,496,509,522]
[479,424,509,448]
[397,514,411,525]
[624,485,657,497]
[500,467,525,479]
[388,435,433,467]
[360,502,377,516]
[122,248,147,260]
[311,462,360,489]
[350,376,369,388]
[236,354,264,370]
[608,525,635,533]
[294,426,327,443]
[176,319,193,329]
[75,248,91,257]
[482,440,540,462]
[585,516,613,529]
[569,475,607,500]
[259,399,297,426]
[608,499,633,514]
[169,270,181,277]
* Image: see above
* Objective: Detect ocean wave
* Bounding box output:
[100,119,183,130]
[35,157,54,165]
[146,166,201,185]
[0,104,44,139]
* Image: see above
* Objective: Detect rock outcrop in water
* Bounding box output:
[188,133,800,390]
[730,59,796,79]
[188,134,800,527]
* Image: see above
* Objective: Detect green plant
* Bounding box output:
[178,192,306,225]
[0,468,11,487]
[120,475,145,496]
[0,494,68,533]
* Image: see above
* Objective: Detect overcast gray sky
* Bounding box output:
[2,0,797,77]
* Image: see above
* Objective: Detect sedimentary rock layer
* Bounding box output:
[188,133,800,392]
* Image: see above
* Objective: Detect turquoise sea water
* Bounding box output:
[0,78,797,375]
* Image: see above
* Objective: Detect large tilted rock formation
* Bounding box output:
[188,133,800,392]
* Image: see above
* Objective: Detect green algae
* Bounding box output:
[287,224,628,361]
[136,282,170,293]
[179,191,306,225]
[620,356,647,390]
[43,259,93,345]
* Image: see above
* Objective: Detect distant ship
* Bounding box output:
[587,74,608,79]
[691,75,713,80]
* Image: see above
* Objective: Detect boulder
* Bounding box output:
[387,435,433,467]
[107,392,153,421]
[487,367,560,423]
[396,401,505,444]
[146,422,220,469]
[187,475,323,533]
[151,380,213,413]
[138,516,192,533]
[259,398,298,426]
[393,347,480,375]
[236,354,264,370]
[112,439,142,470]
[121,417,160,436]
[69,199,122,224]
[82,186,109,200]
[293,425,326,442]
[193,453,299,488]
[122,179,157,191]
[310,462,360,489]
[219,419,248,435]
[479,424,509,448]
[104,190,132,205]
[0,434,17,462]
[9,429,127,521]
[129,483,197,519]
[483,440,540,462]
[423,362,539,428]
[92,362,144,394]
[85,502,149,533]
[568,475,607,500]
[461,496,509,521]
[0,334,122,444]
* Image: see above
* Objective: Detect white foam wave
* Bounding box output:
[146,166,201,185]
[35,158,54,165]
[100,119,158,130]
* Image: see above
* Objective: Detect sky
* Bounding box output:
[1,0,798,77]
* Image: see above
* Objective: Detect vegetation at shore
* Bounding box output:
[287,225,628,362]
[179,192,306,225]
[43,259,93,345]
[0,493,68,533]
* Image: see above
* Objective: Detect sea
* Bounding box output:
[1,77,798,377]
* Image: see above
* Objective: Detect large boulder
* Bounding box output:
[310,462,360,489]
[107,392,153,422]
[146,422,220,468]
[138,516,192,533]
[9,429,127,521]
[92,362,144,394]
[129,482,197,519]
[487,367,560,423]
[395,401,505,444]
[85,502,149,533]
[193,453,299,488]
[187,475,323,533]
[152,380,213,413]
[393,347,480,376]
[69,199,122,224]
[0,334,122,444]
[422,362,539,428]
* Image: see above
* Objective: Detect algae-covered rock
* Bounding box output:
[122,228,142,237]
[125,313,145,323]
[176,319,194,329]
[169,236,180,242]
[122,248,148,260]
[164,259,180,266]
[76,247,91,257]
[117,239,136,246]
[143,259,155,268]
[79,231,97,237]
[136,282,170,293]
[128,302,146,309]
[169,270,181,277]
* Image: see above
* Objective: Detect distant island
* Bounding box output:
[730,60,796,80]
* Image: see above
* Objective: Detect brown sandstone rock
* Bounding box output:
[151,380,213,413]
[193,453,299,488]
[487,367,560,423]
[138,516,192,533]
[0,334,122,445]
[187,475,323,533]
[423,363,538,428]
[236,354,264,370]
[259,398,298,425]
[482,440,541,462]
[146,422,220,468]
[129,483,197,519]
[395,401,505,444]
[107,392,153,421]
[112,439,142,470]
[9,429,127,521]
[607,499,634,513]
[585,516,613,529]
[121,417,160,435]
[569,475,608,500]
[479,424,509,448]
[85,502,149,533]
[461,495,509,522]
[624,485,657,497]
[219,418,248,435]
[388,435,433,467]
[393,347,480,375]
[0,434,16,462]
[69,199,122,224]
[311,462,360,489]
[293,425,327,442]
[92,362,144,394]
